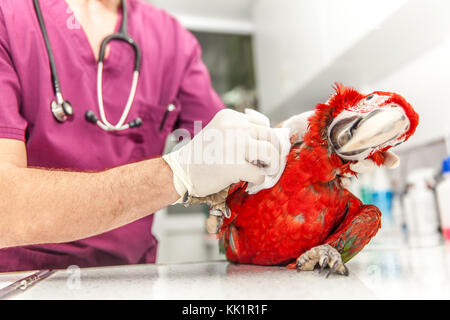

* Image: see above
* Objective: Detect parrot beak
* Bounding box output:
[329,106,410,160]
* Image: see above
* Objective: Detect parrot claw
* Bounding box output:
[296,244,349,277]
[319,256,329,274]
[326,261,338,278]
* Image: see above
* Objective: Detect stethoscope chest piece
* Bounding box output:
[51,99,73,122]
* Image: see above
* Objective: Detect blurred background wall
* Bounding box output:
[253,0,450,149]
[147,0,450,263]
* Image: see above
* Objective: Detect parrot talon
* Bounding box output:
[319,256,329,274]
[326,261,338,278]
[296,244,348,277]
[343,265,350,276]
[296,259,305,270]
[224,204,231,219]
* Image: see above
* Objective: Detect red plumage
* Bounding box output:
[219,84,419,266]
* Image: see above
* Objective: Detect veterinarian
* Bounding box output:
[0,0,397,272]
[0,0,289,272]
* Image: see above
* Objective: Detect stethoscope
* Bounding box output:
[33,0,143,131]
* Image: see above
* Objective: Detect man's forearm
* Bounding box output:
[0,158,179,248]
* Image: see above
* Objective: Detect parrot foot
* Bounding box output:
[296,244,349,277]
[186,188,230,234]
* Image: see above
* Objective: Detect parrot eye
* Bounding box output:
[366,94,375,101]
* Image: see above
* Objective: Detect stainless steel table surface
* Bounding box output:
[1,244,450,299]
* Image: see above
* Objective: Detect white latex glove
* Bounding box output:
[163,109,284,202]
[280,111,315,141]
[280,111,401,173]
[243,109,291,194]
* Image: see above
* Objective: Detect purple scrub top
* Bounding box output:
[0,0,223,272]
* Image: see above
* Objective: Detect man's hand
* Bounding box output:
[163,109,284,201]
[280,111,401,172]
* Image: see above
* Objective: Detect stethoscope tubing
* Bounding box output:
[33,0,63,100]
[89,1,143,131]
[33,0,142,131]
[96,63,140,131]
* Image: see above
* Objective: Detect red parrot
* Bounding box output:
[219,84,419,275]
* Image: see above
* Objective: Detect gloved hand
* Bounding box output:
[280,111,401,172]
[163,109,284,202]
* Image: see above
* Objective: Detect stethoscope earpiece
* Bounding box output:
[85,110,142,131]
[85,110,98,124]
[128,118,142,128]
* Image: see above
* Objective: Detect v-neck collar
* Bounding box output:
[43,0,126,70]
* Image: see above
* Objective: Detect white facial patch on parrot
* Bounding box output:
[347,94,389,113]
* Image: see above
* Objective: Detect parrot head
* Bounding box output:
[308,84,419,167]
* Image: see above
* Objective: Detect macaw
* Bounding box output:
[217,84,419,276]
